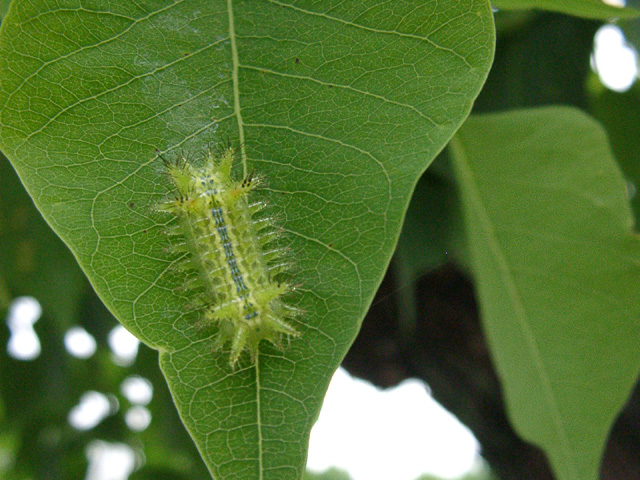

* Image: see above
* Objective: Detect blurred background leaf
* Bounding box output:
[450,107,640,480]
[491,0,639,19]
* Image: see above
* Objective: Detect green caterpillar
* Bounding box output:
[158,146,299,368]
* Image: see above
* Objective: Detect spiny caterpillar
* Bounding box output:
[157,145,299,368]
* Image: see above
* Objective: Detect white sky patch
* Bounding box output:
[124,406,152,432]
[84,440,137,480]
[120,376,153,406]
[65,326,97,359]
[5,296,42,360]
[108,326,140,366]
[307,368,480,480]
[592,24,638,92]
[68,391,118,431]
[7,329,41,361]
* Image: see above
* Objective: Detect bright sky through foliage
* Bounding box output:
[121,376,153,405]
[108,326,140,366]
[68,391,114,431]
[592,24,639,92]
[307,368,480,480]
[125,406,152,432]
[85,441,137,480]
[5,296,41,360]
[65,326,97,359]
[5,296,41,330]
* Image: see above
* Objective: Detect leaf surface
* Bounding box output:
[0,1,494,478]
[450,107,640,480]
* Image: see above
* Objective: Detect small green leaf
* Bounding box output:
[492,0,640,19]
[450,107,640,480]
[0,1,494,479]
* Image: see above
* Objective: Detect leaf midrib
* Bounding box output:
[227,0,248,177]
[226,2,264,479]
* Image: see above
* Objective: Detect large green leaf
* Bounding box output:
[0,1,494,479]
[492,0,640,19]
[450,107,640,480]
